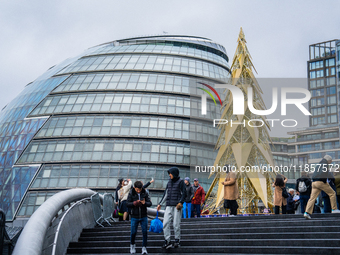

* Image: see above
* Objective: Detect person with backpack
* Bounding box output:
[156,167,186,249]
[127,181,152,254]
[191,178,205,218]
[295,171,311,214]
[273,174,288,214]
[304,155,340,219]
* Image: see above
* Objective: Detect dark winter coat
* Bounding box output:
[286,193,295,212]
[184,182,194,203]
[126,187,152,219]
[158,167,186,206]
[295,177,312,196]
[312,158,333,183]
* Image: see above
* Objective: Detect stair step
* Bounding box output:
[80,225,340,237]
[67,245,340,254]
[69,239,340,248]
[78,231,340,241]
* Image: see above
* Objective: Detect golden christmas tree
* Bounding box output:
[205,28,276,214]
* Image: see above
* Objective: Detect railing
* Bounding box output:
[12,188,164,255]
[12,189,97,255]
[0,209,5,255]
[48,197,94,255]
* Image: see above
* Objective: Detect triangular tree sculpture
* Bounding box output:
[205,27,276,214]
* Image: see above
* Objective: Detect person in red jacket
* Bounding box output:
[191,178,205,217]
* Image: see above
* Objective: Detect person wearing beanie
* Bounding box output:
[183,177,194,218]
[191,178,205,218]
[304,155,340,219]
[157,167,186,249]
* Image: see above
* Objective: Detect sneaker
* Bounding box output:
[304,212,311,219]
[229,215,236,217]
[141,246,148,254]
[162,240,173,249]
[173,239,180,248]
[130,244,136,254]
[332,209,340,213]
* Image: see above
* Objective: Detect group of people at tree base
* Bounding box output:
[273,154,340,219]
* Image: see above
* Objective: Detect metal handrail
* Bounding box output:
[12,189,96,255]
[0,209,5,255]
[51,197,92,255]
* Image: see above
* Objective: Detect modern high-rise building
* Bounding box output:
[0,35,230,221]
[308,40,338,127]
[271,39,340,188]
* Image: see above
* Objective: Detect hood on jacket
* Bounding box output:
[168,167,180,182]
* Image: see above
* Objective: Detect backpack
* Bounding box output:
[298,180,307,193]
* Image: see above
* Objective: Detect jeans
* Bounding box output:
[182,202,191,218]
[163,206,181,242]
[130,217,148,247]
[299,194,310,214]
[192,204,201,217]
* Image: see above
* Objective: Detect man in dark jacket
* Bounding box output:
[304,155,340,219]
[157,167,186,249]
[295,171,311,214]
[191,178,205,218]
[183,177,194,218]
[127,181,152,254]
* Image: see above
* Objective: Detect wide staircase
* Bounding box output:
[66,213,340,254]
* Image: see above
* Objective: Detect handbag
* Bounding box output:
[282,187,289,198]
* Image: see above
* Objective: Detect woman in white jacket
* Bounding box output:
[118,179,132,221]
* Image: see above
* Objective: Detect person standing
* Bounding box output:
[273,174,288,214]
[295,171,311,214]
[156,167,186,249]
[115,178,124,206]
[191,178,205,218]
[118,179,132,221]
[127,181,152,254]
[183,177,194,218]
[222,168,239,216]
[304,155,340,219]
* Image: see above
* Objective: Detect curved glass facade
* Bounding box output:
[0,35,229,220]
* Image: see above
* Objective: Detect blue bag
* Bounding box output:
[149,211,163,233]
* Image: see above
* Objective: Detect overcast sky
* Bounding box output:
[1,0,339,137]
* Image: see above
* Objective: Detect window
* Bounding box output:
[311,88,324,97]
[327,96,336,104]
[311,107,325,115]
[327,115,337,123]
[327,105,337,114]
[326,86,336,95]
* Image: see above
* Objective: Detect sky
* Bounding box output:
[0,0,339,136]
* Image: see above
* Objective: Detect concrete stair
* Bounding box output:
[66,213,340,254]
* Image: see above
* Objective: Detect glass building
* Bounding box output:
[271,39,340,188]
[0,35,230,220]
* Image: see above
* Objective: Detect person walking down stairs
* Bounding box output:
[157,167,186,249]
[127,181,152,254]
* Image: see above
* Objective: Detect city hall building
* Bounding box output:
[0,35,230,221]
